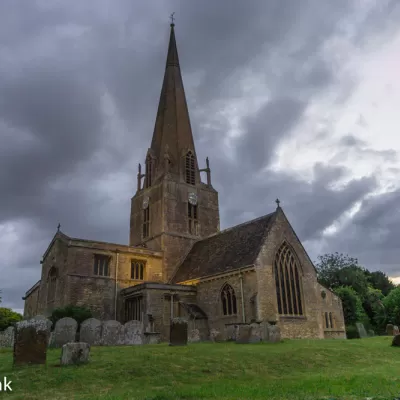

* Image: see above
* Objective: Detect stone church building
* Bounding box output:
[23,23,346,341]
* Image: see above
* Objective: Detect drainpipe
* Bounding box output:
[115,250,119,320]
[239,270,246,323]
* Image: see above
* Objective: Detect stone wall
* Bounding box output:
[23,282,40,318]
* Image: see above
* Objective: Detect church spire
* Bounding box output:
[148,21,199,183]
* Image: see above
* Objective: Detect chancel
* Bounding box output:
[23,22,346,341]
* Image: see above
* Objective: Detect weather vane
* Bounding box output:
[170,12,175,24]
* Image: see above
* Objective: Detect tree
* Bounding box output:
[364,270,395,297]
[0,308,23,331]
[333,286,366,326]
[383,287,400,326]
[315,253,369,298]
[49,305,93,329]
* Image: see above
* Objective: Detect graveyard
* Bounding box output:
[0,336,399,400]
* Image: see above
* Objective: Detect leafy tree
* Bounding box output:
[0,307,23,331]
[333,286,366,326]
[383,287,400,326]
[49,305,93,329]
[364,270,396,296]
[362,287,386,332]
[316,253,369,298]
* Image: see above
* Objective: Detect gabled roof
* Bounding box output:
[172,212,276,283]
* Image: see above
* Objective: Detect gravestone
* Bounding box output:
[60,342,90,365]
[53,318,78,348]
[394,326,400,336]
[188,328,200,343]
[225,325,237,341]
[355,322,367,338]
[101,320,124,345]
[386,324,394,336]
[80,318,102,346]
[13,319,50,365]
[392,334,400,347]
[266,324,281,343]
[32,315,53,331]
[236,325,252,344]
[249,323,262,343]
[169,318,188,346]
[210,328,224,342]
[143,332,161,344]
[0,327,15,348]
[124,321,143,345]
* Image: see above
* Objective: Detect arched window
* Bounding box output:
[185,151,195,185]
[221,284,237,316]
[47,267,57,305]
[274,242,303,316]
[324,312,329,328]
[329,312,334,328]
[145,156,153,188]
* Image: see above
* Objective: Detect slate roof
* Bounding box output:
[172,212,276,283]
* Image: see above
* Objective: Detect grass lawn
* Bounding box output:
[0,337,399,400]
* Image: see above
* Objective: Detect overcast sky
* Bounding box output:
[1,0,400,313]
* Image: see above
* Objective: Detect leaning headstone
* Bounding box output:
[368,329,375,337]
[60,342,90,365]
[53,318,78,348]
[266,324,281,343]
[355,322,367,338]
[101,320,124,346]
[0,327,15,348]
[210,329,224,342]
[188,328,200,343]
[392,334,400,347]
[394,326,400,336]
[169,318,188,346]
[124,321,143,345]
[386,324,394,336]
[13,319,50,365]
[236,325,252,344]
[80,318,102,346]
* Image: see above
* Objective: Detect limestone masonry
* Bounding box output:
[23,23,346,341]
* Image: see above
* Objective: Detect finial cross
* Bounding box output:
[275,198,280,207]
[57,223,61,231]
[170,12,175,24]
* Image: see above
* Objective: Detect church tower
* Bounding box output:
[130,22,220,282]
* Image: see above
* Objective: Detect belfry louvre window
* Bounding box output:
[145,156,152,188]
[125,296,143,321]
[94,255,110,277]
[131,260,145,280]
[221,284,237,316]
[274,243,303,316]
[188,203,198,235]
[47,267,57,304]
[185,151,195,185]
[143,207,150,238]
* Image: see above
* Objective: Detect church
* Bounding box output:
[23,23,346,341]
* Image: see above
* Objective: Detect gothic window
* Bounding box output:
[94,254,110,277]
[324,312,329,328]
[329,312,334,328]
[125,296,143,322]
[47,267,57,304]
[274,242,304,316]
[185,151,195,185]
[221,284,237,316]
[131,260,145,280]
[145,156,152,188]
[142,206,150,238]
[188,203,198,235]
[324,312,334,328]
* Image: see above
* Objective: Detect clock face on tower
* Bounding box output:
[142,196,149,209]
[188,192,197,205]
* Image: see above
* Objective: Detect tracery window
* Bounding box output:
[131,260,145,280]
[185,151,195,185]
[142,207,150,238]
[274,242,304,316]
[221,284,237,316]
[47,267,57,304]
[94,255,110,276]
[188,203,198,235]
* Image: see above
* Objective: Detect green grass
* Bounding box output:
[0,337,399,400]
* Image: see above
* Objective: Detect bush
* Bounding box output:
[334,286,366,326]
[346,325,360,339]
[0,308,23,331]
[383,287,400,326]
[49,305,93,330]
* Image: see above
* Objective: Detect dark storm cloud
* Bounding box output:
[0,0,399,310]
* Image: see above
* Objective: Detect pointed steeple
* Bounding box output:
[149,22,199,182]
